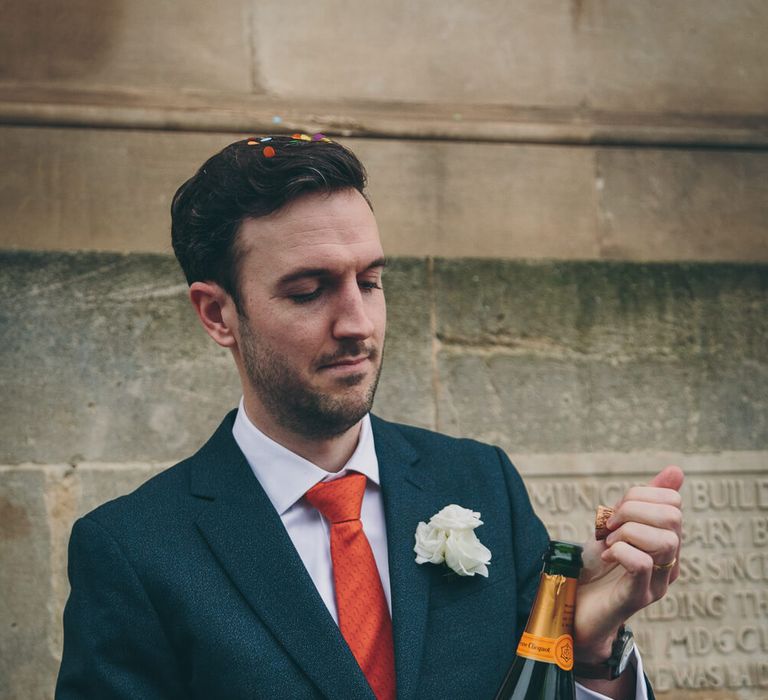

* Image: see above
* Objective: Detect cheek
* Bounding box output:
[366,291,386,321]
[376,303,387,337]
[282,317,329,349]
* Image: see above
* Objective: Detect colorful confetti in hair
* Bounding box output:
[245,133,334,158]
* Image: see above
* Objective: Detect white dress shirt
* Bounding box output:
[231,399,647,700]
[233,399,391,622]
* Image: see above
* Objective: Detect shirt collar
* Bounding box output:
[232,398,380,516]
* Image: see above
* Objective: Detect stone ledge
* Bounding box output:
[2,86,767,148]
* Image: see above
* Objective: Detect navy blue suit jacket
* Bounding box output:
[56,412,554,699]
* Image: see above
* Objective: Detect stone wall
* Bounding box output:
[2,253,767,698]
[2,1,768,698]
[2,2,768,262]
[3,129,767,262]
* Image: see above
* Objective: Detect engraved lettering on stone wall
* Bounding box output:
[524,472,768,695]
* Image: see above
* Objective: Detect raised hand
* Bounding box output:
[574,465,684,663]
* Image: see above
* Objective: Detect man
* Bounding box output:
[56,135,683,699]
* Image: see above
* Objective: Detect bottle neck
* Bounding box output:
[514,541,582,670]
[524,571,578,639]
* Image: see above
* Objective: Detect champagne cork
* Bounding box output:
[594,505,615,541]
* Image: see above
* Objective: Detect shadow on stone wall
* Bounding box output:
[0,0,121,82]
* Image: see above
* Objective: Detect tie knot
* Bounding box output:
[305,472,367,524]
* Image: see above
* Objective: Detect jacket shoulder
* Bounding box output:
[81,456,193,528]
[371,414,502,460]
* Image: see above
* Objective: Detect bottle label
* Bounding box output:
[517,632,574,671]
[516,573,577,671]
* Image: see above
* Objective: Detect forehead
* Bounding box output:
[237,190,382,278]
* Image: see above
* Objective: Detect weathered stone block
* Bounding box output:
[437,352,577,452]
[3,127,767,264]
[0,462,172,700]
[596,148,768,262]
[255,1,768,114]
[0,466,61,699]
[575,3,768,115]
[0,0,252,92]
[0,251,435,464]
[433,260,768,452]
[437,352,742,452]
[0,127,239,253]
[357,140,600,260]
[433,260,768,362]
[2,0,766,116]
[1,129,602,260]
[0,251,242,464]
[371,258,434,429]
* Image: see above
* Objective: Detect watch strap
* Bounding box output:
[573,626,633,680]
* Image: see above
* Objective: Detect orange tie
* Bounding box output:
[305,473,396,700]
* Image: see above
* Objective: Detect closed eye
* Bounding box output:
[359,281,382,293]
[289,288,322,304]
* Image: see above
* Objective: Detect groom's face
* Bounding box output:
[231,188,387,439]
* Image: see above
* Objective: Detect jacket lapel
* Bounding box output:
[190,413,374,700]
[372,417,447,700]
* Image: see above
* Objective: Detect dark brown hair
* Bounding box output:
[171,136,369,309]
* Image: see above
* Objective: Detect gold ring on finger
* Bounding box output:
[653,557,677,571]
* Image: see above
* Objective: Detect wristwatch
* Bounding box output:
[573,626,635,680]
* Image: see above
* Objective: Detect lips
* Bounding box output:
[318,355,370,370]
[316,341,377,369]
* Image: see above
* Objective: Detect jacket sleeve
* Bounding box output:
[493,446,550,642]
[56,516,188,700]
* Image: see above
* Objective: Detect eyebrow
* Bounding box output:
[276,257,388,286]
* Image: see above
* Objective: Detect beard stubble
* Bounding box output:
[238,316,383,440]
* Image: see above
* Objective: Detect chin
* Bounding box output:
[298,401,372,440]
[335,372,371,388]
[319,386,377,425]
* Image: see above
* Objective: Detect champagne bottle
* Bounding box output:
[494,540,583,700]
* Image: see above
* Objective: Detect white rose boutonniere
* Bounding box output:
[414,504,492,577]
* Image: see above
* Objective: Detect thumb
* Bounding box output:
[648,465,684,491]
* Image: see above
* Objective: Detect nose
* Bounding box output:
[331,280,376,341]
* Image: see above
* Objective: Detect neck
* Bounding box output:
[241,396,363,472]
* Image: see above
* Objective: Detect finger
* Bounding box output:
[648,465,684,491]
[604,525,678,602]
[608,502,682,536]
[647,466,684,583]
[605,522,679,565]
[606,520,679,551]
[606,514,681,588]
[600,541,655,615]
[612,486,682,510]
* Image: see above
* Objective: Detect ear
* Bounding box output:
[189,281,238,348]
